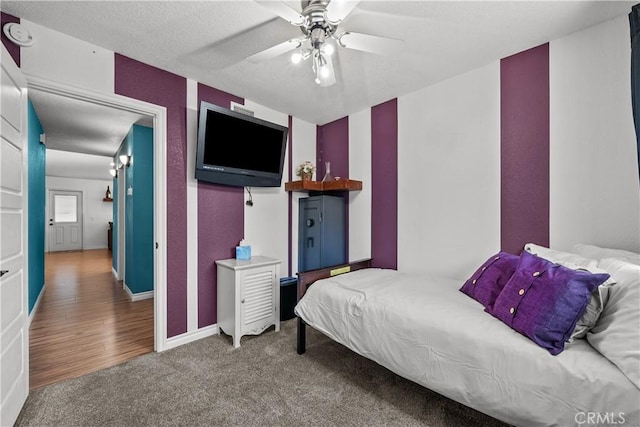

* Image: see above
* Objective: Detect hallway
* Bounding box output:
[29,249,153,390]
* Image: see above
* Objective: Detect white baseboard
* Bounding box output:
[124,283,154,301]
[162,324,219,351]
[84,245,109,250]
[28,284,45,327]
[112,266,118,278]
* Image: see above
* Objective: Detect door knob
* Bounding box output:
[0,270,9,277]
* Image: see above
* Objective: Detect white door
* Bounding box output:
[0,44,29,426]
[48,190,83,252]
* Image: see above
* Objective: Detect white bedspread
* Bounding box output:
[294,268,640,427]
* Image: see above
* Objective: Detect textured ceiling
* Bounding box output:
[2,0,636,163]
[30,89,150,157]
[3,1,634,125]
[46,149,114,181]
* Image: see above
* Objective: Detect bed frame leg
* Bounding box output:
[297,317,306,354]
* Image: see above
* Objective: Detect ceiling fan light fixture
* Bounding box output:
[256,0,386,87]
[322,42,334,56]
[309,27,328,49]
[313,51,324,69]
[312,51,322,83]
[291,51,303,64]
[312,51,331,83]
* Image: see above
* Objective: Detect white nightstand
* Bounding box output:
[216,256,281,348]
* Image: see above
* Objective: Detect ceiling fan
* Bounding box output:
[249,0,404,87]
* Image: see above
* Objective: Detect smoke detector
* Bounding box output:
[3,23,34,47]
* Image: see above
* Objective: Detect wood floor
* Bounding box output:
[29,249,154,390]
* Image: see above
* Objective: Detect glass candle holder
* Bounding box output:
[322,161,333,182]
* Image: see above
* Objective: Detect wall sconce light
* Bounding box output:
[119,155,131,167]
[109,168,118,178]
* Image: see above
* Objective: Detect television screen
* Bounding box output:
[195,101,288,187]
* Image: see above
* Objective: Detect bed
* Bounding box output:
[293,249,640,427]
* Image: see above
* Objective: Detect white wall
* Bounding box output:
[186,79,199,332]
[241,100,290,267]
[371,15,640,279]
[397,63,501,280]
[46,176,113,250]
[290,118,317,276]
[20,19,114,93]
[348,108,372,261]
[550,15,640,253]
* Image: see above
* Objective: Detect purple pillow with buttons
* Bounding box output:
[488,251,610,355]
[459,252,519,310]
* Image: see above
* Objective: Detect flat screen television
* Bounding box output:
[195,101,288,187]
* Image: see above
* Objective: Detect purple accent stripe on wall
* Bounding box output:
[197,84,244,328]
[500,43,550,255]
[371,99,398,269]
[317,117,349,180]
[1,12,20,66]
[114,54,188,338]
[317,117,349,257]
[287,115,293,277]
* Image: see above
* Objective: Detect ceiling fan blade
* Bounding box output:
[326,0,361,24]
[246,38,303,63]
[318,54,336,87]
[255,0,305,26]
[192,18,300,69]
[337,31,404,55]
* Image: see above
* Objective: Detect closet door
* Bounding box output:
[0,43,29,427]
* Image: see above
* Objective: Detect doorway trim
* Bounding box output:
[116,164,126,282]
[26,74,168,352]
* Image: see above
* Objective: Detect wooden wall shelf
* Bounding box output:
[103,198,113,202]
[285,179,362,193]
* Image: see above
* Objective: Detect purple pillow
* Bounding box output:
[459,252,519,310]
[489,251,610,355]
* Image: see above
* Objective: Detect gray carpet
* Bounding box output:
[17,319,510,426]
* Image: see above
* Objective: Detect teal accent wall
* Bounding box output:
[27,99,46,313]
[117,124,154,294]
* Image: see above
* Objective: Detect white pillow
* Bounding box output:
[570,265,616,341]
[587,258,640,389]
[572,243,640,266]
[523,243,598,269]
